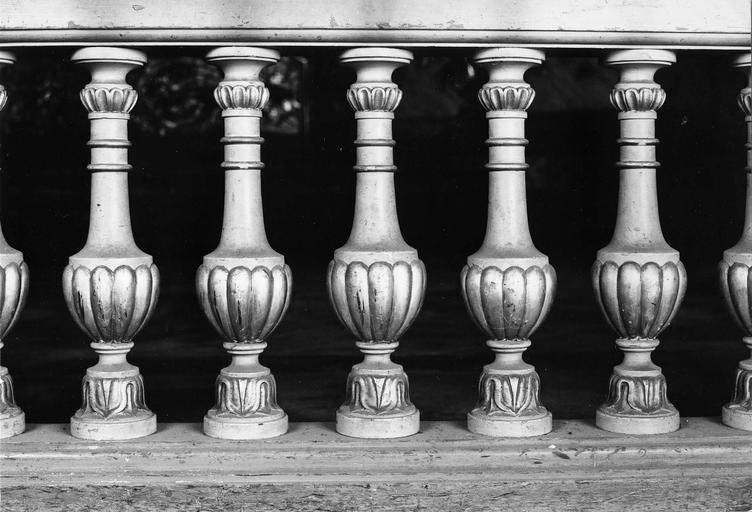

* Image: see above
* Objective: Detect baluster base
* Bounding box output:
[203,342,288,440]
[596,341,679,435]
[336,342,420,439]
[0,366,25,438]
[70,343,157,440]
[467,355,552,437]
[721,359,752,431]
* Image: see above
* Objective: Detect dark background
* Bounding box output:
[0,48,747,423]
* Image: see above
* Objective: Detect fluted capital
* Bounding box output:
[473,48,543,113]
[592,260,686,340]
[72,47,146,115]
[207,47,279,111]
[327,259,425,343]
[340,47,412,113]
[196,264,292,343]
[62,264,159,343]
[610,87,666,112]
[606,49,674,113]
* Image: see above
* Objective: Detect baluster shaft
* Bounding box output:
[462,48,554,437]
[0,52,29,439]
[196,47,291,440]
[327,47,425,439]
[593,49,685,435]
[63,47,158,440]
[719,52,752,431]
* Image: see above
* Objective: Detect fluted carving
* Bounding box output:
[478,86,535,112]
[720,53,752,431]
[327,259,425,343]
[200,47,289,440]
[80,87,138,113]
[461,264,555,341]
[0,262,29,341]
[593,49,681,435]
[63,264,159,343]
[67,47,157,440]
[331,48,422,438]
[214,84,270,110]
[346,86,402,112]
[610,87,666,112]
[593,260,686,339]
[0,51,26,439]
[463,48,553,437]
[197,264,291,343]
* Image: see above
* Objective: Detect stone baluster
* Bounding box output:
[327,47,425,439]
[720,52,752,431]
[196,47,291,440]
[0,52,29,439]
[461,48,554,437]
[592,49,686,434]
[63,47,159,440]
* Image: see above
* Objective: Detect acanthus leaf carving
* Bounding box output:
[212,373,282,418]
[346,86,402,112]
[0,371,20,418]
[475,371,547,417]
[214,83,270,110]
[344,372,412,415]
[80,87,138,114]
[78,373,150,419]
[602,374,675,416]
[478,86,535,112]
[610,87,666,112]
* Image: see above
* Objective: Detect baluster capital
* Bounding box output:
[72,47,146,115]
[606,49,675,112]
[474,48,543,112]
[207,47,279,111]
[341,47,412,113]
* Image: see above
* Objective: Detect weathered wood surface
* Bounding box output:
[2,419,752,510]
[0,0,748,49]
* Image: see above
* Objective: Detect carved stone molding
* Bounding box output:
[63,264,160,343]
[327,259,426,343]
[80,87,138,114]
[214,83,270,110]
[77,373,149,419]
[610,87,666,112]
[727,366,752,410]
[461,263,555,341]
[601,373,675,416]
[344,370,412,415]
[593,260,686,340]
[346,86,402,112]
[197,264,291,343]
[0,369,20,418]
[474,371,546,417]
[478,86,535,112]
[211,373,282,417]
[738,88,752,116]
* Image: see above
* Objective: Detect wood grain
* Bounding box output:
[2,419,752,510]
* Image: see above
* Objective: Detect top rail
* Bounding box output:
[0,0,749,50]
